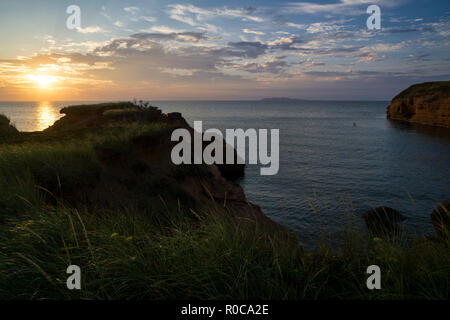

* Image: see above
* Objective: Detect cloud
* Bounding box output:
[131,32,208,42]
[170,14,197,26]
[220,56,287,74]
[243,29,265,35]
[140,16,156,23]
[304,60,326,67]
[301,69,392,79]
[408,53,431,62]
[100,6,111,20]
[167,4,264,27]
[77,26,106,34]
[383,26,431,33]
[284,0,402,15]
[314,46,364,55]
[285,22,307,29]
[197,24,220,34]
[306,22,342,34]
[228,41,268,58]
[216,7,264,22]
[370,42,407,52]
[2,1,448,100]
[86,33,271,86]
[354,51,387,63]
[0,52,114,91]
[141,26,186,34]
[93,32,209,57]
[379,19,449,37]
[124,7,140,15]
[268,36,304,51]
[429,20,450,37]
[130,16,157,23]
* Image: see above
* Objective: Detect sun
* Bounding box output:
[28,74,58,88]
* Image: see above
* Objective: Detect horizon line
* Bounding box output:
[0,99,391,102]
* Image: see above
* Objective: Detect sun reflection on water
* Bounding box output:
[36,101,58,131]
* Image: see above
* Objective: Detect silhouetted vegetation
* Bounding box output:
[0,114,18,141]
[0,103,448,300]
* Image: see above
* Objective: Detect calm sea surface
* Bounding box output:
[1,100,449,248]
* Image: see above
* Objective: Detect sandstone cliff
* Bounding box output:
[42,102,287,235]
[387,82,450,128]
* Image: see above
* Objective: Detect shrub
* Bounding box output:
[0,114,19,140]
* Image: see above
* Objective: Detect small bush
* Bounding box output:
[0,114,19,140]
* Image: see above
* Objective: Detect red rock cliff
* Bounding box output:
[387,82,450,128]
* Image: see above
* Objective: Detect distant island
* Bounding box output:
[260,97,308,102]
[387,81,450,128]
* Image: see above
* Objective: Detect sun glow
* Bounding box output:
[28,74,58,88]
[36,101,59,131]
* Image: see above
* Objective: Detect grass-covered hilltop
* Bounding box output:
[0,102,449,300]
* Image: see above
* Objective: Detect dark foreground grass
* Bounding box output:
[0,117,449,300]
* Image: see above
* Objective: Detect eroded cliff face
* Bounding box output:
[41,102,288,235]
[387,82,450,128]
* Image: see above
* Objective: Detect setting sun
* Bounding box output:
[27,74,58,88]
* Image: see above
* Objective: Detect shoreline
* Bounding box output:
[0,101,449,299]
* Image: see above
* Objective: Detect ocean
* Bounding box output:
[1,100,449,248]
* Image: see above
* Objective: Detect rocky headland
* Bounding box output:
[16,102,287,235]
[387,81,450,128]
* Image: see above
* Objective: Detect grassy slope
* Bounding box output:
[0,105,449,300]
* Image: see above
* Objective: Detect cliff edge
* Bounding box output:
[40,102,288,236]
[387,81,450,128]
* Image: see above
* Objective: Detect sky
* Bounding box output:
[0,0,449,101]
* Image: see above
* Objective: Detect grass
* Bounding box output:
[0,107,449,300]
[1,194,448,300]
[393,81,450,100]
